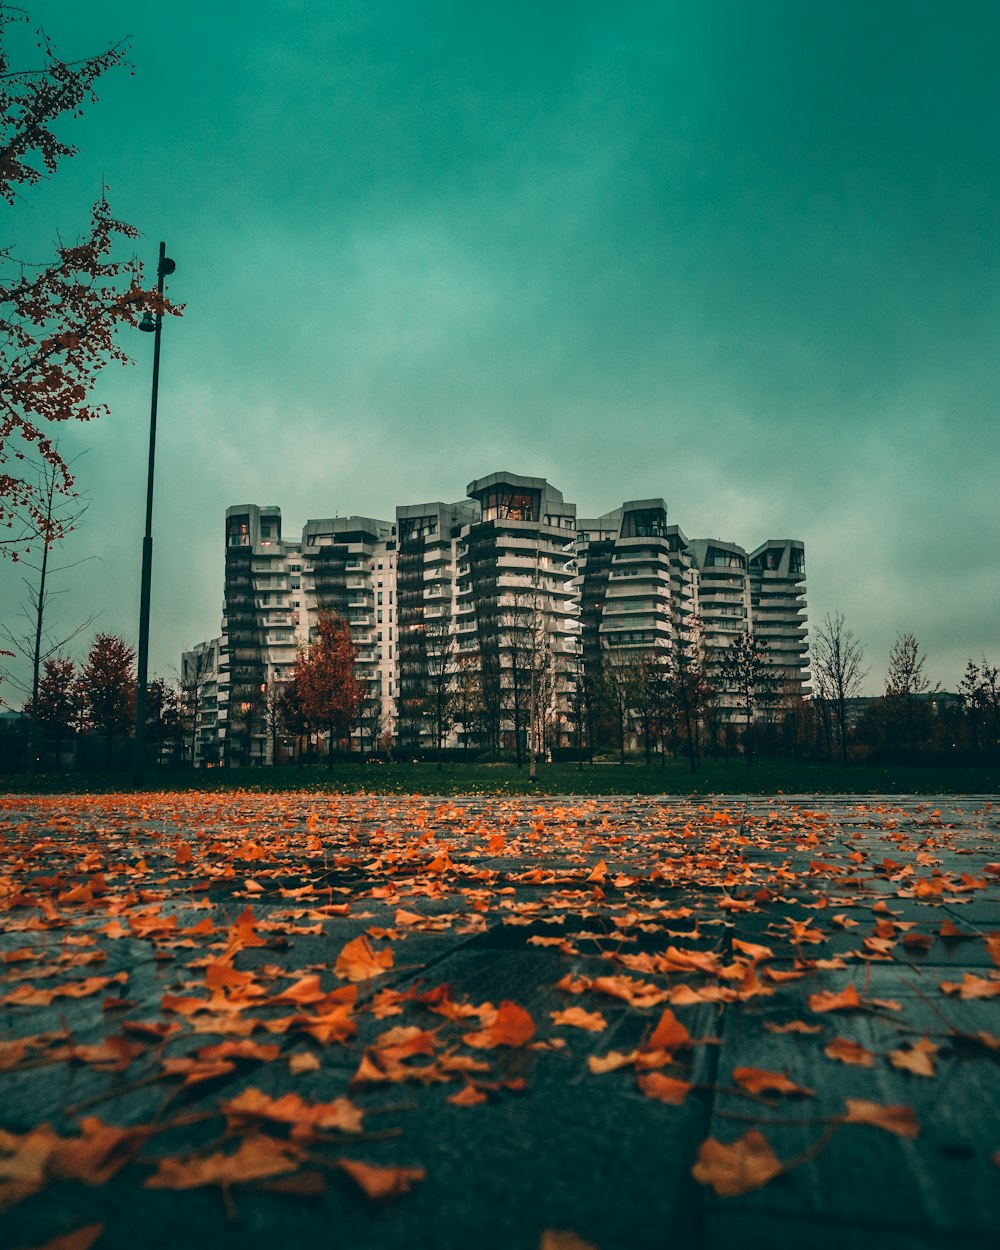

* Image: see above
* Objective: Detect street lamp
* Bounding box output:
[133,242,176,783]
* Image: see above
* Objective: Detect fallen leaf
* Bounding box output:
[637,1072,692,1104]
[808,984,862,1013]
[550,1007,607,1032]
[888,1038,938,1078]
[732,1067,814,1097]
[842,1099,919,1137]
[335,1157,425,1200]
[824,1037,875,1067]
[691,1130,783,1196]
[334,935,394,982]
[463,1000,535,1049]
[145,1135,302,1189]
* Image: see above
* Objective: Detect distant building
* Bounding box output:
[185,471,809,762]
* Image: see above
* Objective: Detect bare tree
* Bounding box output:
[599,642,642,765]
[180,642,216,767]
[810,611,868,764]
[884,631,936,754]
[719,631,778,764]
[1,458,97,769]
[424,600,457,771]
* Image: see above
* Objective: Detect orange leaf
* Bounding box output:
[808,984,862,1013]
[691,1130,783,1196]
[540,1230,599,1250]
[550,1007,607,1032]
[587,1050,639,1074]
[888,1038,938,1078]
[940,973,1000,1000]
[335,1157,424,1200]
[463,1000,535,1049]
[842,1099,919,1138]
[334,935,394,982]
[447,1083,488,1107]
[637,1072,691,1104]
[824,1037,875,1067]
[732,1067,814,1097]
[145,1134,301,1189]
[764,1020,822,1035]
[646,1008,691,1052]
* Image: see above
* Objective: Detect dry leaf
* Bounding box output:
[842,1100,919,1138]
[691,1130,783,1196]
[335,1157,424,1200]
[824,1037,875,1067]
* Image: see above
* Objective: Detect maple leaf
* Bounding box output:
[888,1038,938,1078]
[289,1050,322,1075]
[808,984,862,1013]
[842,1100,919,1138]
[334,935,394,982]
[550,1007,607,1032]
[732,1067,814,1097]
[824,1037,875,1067]
[691,1130,784,1196]
[940,973,1000,1000]
[335,1157,425,1200]
[463,1000,536,1049]
[637,1072,692,1104]
[146,1134,302,1189]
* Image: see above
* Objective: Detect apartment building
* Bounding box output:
[188,471,808,762]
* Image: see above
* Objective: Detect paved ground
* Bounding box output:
[1,792,998,1250]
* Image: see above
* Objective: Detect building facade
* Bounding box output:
[187,471,808,762]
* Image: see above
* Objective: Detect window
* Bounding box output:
[377,610,383,623]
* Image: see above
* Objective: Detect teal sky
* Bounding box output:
[2,0,998,695]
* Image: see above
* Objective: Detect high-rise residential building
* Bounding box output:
[188,471,808,763]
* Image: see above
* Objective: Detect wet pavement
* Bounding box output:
[1,792,998,1250]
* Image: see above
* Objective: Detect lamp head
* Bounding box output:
[139,311,156,333]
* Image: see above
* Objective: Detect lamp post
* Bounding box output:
[133,242,176,783]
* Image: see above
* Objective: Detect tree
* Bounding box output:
[1,456,96,768]
[296,613,363,769]
[598,643,641,765]
[143,676,181,766]
[277,674,310,766]
[959,658,1000,755]
[77,633,134,768]
[810,611,868,764]
[423,603,457,771]
[883,631,935,754]
[180,642,216,767]
[666,614,713,773]
[27,654,75,767]
[1,7,171,554]
[719,631,778,763]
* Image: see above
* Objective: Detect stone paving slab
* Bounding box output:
[0,792,998,1250]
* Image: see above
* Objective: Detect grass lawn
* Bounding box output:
[2,757,998,795]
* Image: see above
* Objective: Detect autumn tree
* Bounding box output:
[0,7,170,554]
[277,674,310,766]
[719,631,778,764]
[78,632,134,769]
[809,611,868,765]
[297,613,363,769]
[143,676,181,767]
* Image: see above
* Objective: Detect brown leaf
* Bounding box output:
[732,1067,814,1097]
[550,1007,607,1032]
[888,1038,938,1078]
[145,1135,302,1189]
[808,984,862,1013]
[539,1231,599,1250]
[824,1037,875,1067]
[764,1020,823,1035]
[842,1099,919,1138]
[637,1072,692,1104]
[20,1222,104,1250]
[447,1083,489,1107]
[691,1130,783,1196]
[221,1087,364,1135]
[587,1050,639,1075]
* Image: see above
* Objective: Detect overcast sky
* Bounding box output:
[2,0,998,699]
